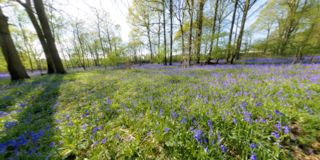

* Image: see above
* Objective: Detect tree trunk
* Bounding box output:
[195,0,205,64]
[187,0,194,66]
[169,0,173,65]
[17,0,56,74]
[207,0,219,64]
[0,8,29,80]
[147,16,154,61]
[34,0,66,74]
[263,27,271,54]
[234,0,250,62]
[163,0,167,65]
[226,0,238,63]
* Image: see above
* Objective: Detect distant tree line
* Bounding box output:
[0,0,319,81]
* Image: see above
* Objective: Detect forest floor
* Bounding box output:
[0,64,319,159]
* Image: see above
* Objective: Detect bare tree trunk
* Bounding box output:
[207,0,219,64]
[169,0,173,65]
[17,0,56,74]
[0,8,29,80]
[226,0,238,63]
[18,21,35,72]
[163,0,167,65]
[233,0,251,63]
[33,0,66,73]
[147,16,154,61]
[195,0,205,64]
[187,0,194,66]
[263,27,271,54]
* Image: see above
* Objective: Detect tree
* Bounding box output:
[232,0,257,63]
[33,0,66,73]
[226,0,239,63]
[163,0,167,65]
[187,0,194,65]
[0,7,29,80]
[195,0,206,64]
[169,0,173,65]
[207,0,219,64]
[16,0,56,74]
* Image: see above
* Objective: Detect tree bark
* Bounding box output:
[187,0,194,66]
[195,0,205,64]
[34,0,66,74]
[233,0,251,62]
[163,0,167,65]
[226,0,238,63]
[17,0,56,74]
[0,8,29,80]
[169,0,173,65]
[207,0,219,64]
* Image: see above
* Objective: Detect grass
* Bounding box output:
[0,64,319,159]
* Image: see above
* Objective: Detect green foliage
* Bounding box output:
[1,65,320,159]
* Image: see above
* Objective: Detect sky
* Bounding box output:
[2,0,267,44]
[55,0,266,43]
[55,0,133,42]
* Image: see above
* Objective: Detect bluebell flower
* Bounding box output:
[207,120,213,129]
[164,128,170,133]
[274,110,284,116]
[92,141,98,148]
[171,110,178,119]
[0,111,8,118]
[220,144,227,153]
[250,153,257,160]
[101,138,107,144]
[255,102,262,107]
[193,130,204,143]
[106,97,112,105]
[250,143,257,149]
[283,126,290,134]
[81,123,87,130]
[159,108,164,116]
[66,115,70,121]
[275,121,281,131]
[181,117,187,124]
[5,121,17,129]
[240,101,248,109]
[232,118,237,124]
[204,147,209,153]
[92,126,100,134]
[271,132,280,139]
[49,142,55,147]
[217,132,221,143]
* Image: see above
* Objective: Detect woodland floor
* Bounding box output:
[0,64,319,159]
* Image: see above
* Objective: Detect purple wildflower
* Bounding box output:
[207,120,213,129]
[250,153,257,160]
[193,130,204,143]
[181,117,187,124]
[250,143,257,149]
[164,128,170,133]
[283,126,290,134]
[232,118,237,124]
[49,142,55,147]
[271,132,280,139]
[92,126,100,134]
[220,144,227,153]
[274,110,284,116]
[275,121,281,131]
[171,110,178,119]
[101,138,107,144]
[4,121,17,129]
[81,123,87,130]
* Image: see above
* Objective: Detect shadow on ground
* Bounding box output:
[0,75,64,159]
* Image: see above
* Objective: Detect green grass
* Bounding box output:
[0,65,319,159]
